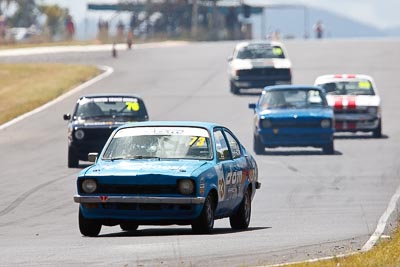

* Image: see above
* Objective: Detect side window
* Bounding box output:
[214,130,231,161]
[224,131,241,159]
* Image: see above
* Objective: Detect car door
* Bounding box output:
[222,128,247,210]
[213,129,235,215]
[213,128,245,214]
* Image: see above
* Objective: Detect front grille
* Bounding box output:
[101,203,193,211]
[238,68,290,77]
[334,109,368,114]
[97,184,179,195]
[269,119,322,128]
[80,128,115,141]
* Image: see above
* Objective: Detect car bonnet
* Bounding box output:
[83,160,210,178]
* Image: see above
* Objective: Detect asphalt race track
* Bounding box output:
[0,39,400,266]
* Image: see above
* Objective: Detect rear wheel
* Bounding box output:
[68,147,79,168]
[322,141,334,154]
[192,194,214,234]
[372,120,382,138]
[79,209,101,237]
[230,188,251,230]
[120,223,139,232]
[253,134,265,155]
[230,82,240,95]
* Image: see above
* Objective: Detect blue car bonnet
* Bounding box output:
[83,160,209,177]
[259,107,332,118]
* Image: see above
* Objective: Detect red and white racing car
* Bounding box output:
[314,74,382,137]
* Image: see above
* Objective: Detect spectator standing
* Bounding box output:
[313,20,324,39]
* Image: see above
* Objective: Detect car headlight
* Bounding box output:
[82,179,97,193]
[367,107,378,114]
[178,179,194,195]
[74,129,85,140]
[321,119,331,128]
[261,119,272,128]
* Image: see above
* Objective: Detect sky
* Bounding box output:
[37,0,400,30]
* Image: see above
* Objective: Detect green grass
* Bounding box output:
[0,63,100,124]
[278,225,400,267]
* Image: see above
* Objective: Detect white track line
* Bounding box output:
[265,182,400,266]
[0,65,113,130]
[361,182,400,251]
[0,41,188,57]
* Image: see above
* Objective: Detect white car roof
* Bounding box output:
[314,74,374,84]
[235,40,285,49]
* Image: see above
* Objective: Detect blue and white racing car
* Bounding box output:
[74,121,260,236]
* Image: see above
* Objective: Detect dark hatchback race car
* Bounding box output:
[63,94,149,168]
[73,121,260,236]
[249,85,335,154]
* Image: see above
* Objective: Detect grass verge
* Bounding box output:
[284,225,400,267]
[0,63,101,125]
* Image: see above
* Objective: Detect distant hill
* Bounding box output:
[74,5,397,41]
[250,6,388,39]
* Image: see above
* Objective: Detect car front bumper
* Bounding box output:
[334,113,380,132]
[75,195,205,221]
[258,128,334,148]
[74,195,205,204]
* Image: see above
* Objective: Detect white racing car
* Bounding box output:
[228,41,292,95]
[314,74,382,137]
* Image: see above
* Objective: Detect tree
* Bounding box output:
[7,0,37,27]
[38,4,67,40]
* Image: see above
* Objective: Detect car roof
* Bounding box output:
[78,93,144,100]
[314,74,374,84]
[119,121,224,131]
[235,40,284,49]
[263,85,324,92]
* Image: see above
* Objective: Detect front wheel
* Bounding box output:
[372,120,382,138]
[253,134,265,155]
[230,188,251,230]
[79,209,101,237]
[192,194,214,234]
[230,82,240,95]
[322,141,334,155]
[68,147,79,168]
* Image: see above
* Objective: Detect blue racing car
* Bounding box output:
[249,85,335,154]
[74,121,260,236]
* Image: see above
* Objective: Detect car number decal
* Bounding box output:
[358,81,371,89]
[126,101,140,111]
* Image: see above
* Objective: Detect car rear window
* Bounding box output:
[236,45,285,59]
[319,80,375,96]
[74,96,148,120]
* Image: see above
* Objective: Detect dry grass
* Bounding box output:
[0,63,100,124]
[285,226,400,267]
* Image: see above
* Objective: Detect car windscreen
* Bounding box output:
[236,45,285,59]
[74,97,147,120]
[259,89,326,109]
[102,126,213,160]
[319,80,375,96]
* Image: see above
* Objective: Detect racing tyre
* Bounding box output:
[230,82,240,95]
[372,120,382,138]
[230,188,251,230]
[68,147,79,168]
[192,194,214,234]
[253,134,265,155]
[120,223,139,232]
[79,209,102,237]
[322,141,334,155]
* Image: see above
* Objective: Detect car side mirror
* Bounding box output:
[227,56,233,61]
[88,152,98,163]
[63,114,71,120]
[248,103,256,109]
